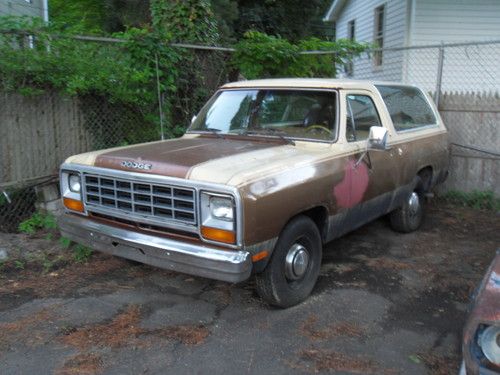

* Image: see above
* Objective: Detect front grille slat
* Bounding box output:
[84,174,196,226]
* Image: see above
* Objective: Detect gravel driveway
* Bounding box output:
[0,203,498,375]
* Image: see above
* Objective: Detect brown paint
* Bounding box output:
[239,132,449,245]
[94,136,284,178]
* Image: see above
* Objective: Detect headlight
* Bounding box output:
[479,325,500,366]
[60,170,85,214]
[68,174,81,193]
[200,192,236,244]
[209,196,234,221]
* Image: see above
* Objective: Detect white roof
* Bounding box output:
[221,78,410,90]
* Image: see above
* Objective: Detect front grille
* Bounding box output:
[83,174,196,225]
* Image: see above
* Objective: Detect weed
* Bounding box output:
[439,190,500,211]
[59,237,72,249]
[18,211,57,234]
[73,245,92,263]
[14,260,25,270]
[41,256,54,273]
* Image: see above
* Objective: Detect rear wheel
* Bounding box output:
[390,179,424,233]
[255,216,322,308]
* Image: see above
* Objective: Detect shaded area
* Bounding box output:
[0,202,498,374]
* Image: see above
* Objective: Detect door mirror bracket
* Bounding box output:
[355,126,390,168]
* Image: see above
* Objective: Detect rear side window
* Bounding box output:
[376,85,437,131]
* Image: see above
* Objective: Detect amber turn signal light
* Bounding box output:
[252,250,269,262]
[63,197,84,212]
[201,226,236,244]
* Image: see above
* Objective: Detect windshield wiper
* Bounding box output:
[241,128,295,146]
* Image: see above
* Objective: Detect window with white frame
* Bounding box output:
[373,4,385,67]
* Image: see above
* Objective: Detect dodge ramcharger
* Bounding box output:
[59,79,449,307]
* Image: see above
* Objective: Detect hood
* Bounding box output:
[82,135,286,179]
[65,134,340,186]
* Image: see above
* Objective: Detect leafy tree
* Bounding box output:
[210,0,239,42]
[232,31,368,79]
[150,0,219,44]
[49,0,151,33]
[235,0,333,41]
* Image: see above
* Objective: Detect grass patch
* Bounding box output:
[18,211,57,234]
[73,245,93,263]
[439,190,500,211]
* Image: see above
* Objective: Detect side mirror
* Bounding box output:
[367,126,389,151]
[191,115,197,125]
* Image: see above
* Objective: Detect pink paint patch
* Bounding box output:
[333,159,370,208]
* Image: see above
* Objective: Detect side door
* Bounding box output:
[333,90,401,230]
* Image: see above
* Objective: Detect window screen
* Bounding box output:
[376,85,437,131]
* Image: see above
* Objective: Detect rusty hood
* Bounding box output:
[65,135,288,179]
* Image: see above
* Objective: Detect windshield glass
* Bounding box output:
[189,89,338,141]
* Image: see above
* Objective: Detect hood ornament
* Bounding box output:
[121,160,152,170]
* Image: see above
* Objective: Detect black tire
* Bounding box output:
[255,216,322,308]
[390,178,424,233]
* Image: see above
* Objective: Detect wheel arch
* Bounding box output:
[417,166,433,193]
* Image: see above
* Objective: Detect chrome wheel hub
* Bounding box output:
[285,243,309,280]
[408,192,420,217]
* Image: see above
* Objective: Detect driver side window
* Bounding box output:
[346,94,382,142]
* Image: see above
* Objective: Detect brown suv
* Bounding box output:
[59,79,449,307]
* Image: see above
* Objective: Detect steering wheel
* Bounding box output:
[305,125,333,136]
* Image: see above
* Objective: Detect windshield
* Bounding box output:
[189,89,338,142]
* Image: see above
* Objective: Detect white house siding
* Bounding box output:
[0,0,46,19]
[334,0,408,82]
[406,0,500,93]
[411,0,500,45]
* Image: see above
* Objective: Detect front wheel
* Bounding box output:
[390,181,424,233]
[255,216,322,308]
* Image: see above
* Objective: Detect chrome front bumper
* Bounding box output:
[59,214,252,283]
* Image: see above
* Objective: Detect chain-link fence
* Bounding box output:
[1,38,499,232]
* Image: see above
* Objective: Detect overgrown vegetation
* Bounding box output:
[232,31,368,79]
[73,244,93,263]
[439,190,500,211]
[0,7,364,141]
[1,211,93,275]
[18,211,57,234]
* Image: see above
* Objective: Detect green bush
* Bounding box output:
[232,31,369,79]
[18,211,57,234]
[73,244,93,262]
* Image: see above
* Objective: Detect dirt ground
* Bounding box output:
[0,202,499,375]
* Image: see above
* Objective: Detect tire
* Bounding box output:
[255,216,322,308]
[390,178,424,233]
